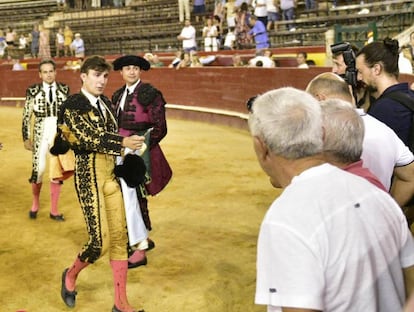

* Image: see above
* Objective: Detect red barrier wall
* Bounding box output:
[1,67,414,128]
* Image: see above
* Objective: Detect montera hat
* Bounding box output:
[113,55,151,71]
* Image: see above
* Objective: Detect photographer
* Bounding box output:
[331,41,376,112]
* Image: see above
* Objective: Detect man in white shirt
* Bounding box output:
[306,72,414,207]
[248,87,414,312]
[177,19,197,52]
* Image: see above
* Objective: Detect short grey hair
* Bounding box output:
[248,87,324,159]
[320,99,364,163]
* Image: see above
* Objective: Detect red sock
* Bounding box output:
[66,256,89,291]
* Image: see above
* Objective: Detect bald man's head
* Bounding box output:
[306,72,354,104]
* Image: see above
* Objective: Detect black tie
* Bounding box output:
[96,100,105,119]
[49,85,53,103]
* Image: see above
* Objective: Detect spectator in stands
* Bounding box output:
[235,2,253,49]
[18,33,28,51]
[12,58,25,71]
[213,15,223,49]
[0,31,7,59]
[38,25,51,59]
[5,26,16,46]
[168,50,184,68]
[30,24,40,58]
[266,0,280,32]
[202,17,219,52]
[232,53,246,67]
[399,45,413,74]
[64,25,73,57]
[190,51,203,67]
[252,0,268,27]
[356,38,414,147]
[248,15,269,50]
[248,87,414,312]
[305,0,317,10]
[113,0,123,7]
[193,0,206,23]
[224,0,237,29]
[223,27,236,50]
[248,49,275,67]
[178,0,190,23]
[177,20,197,52]
[71,33,85,59]
[176,51,192,69]
[22,59,70,221]
[408,31,414,68]
[151,54,164,67]
[55,27,65,57]
[280,0,296,31]
[296,51,309,68]
[214,0,226,24]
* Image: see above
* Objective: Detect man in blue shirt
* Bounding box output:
[356,38,414,148]
[248,15,269,50]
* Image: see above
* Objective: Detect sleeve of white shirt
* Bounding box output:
[255,221,324,310]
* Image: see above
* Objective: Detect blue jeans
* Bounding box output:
[283,7,295,30]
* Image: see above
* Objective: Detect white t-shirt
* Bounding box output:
[179,25,196,50]
[256,163,414,312]
[253,0,267,17]
[359,109,414,190]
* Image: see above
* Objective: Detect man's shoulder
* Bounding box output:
[26,83,42,96]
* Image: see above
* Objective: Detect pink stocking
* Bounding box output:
[31,183,42,212]
[50,181,61,215]
[65,256,89,291]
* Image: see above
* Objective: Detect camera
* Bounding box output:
[330,42,357,88]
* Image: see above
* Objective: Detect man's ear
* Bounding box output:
[80,72,86,82]
[373,63,382,75]
[253,135,269,161]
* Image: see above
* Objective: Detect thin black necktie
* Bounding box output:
[49,85,53,103]
[96,100,105,119]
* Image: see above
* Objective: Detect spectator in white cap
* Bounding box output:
[70,33,85,59]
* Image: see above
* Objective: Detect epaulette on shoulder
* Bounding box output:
[138,83,161,106]
[57,83,70,95]
[62,94,92,113]
[26,84,42,97]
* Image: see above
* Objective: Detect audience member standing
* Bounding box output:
[252,0,268,28]
[38,25,51,59]
[224,0,237,29]
[5,26,16,46]
[177,20,197,52]
[30,24,40,58]
[63,25,73,57]
[178,0,190,23]
[22,59,70,221]
[280,0,296,31]
[248,87,414,312]
[193,0,206,22]
[266,0,279,31]
[55,27,65,57]
[248,15,269,50]
[71,33,85,59]
[202,17,218,52]
[235,2,252,49]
